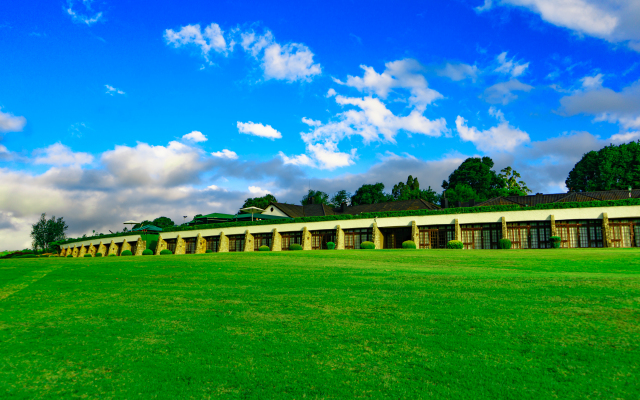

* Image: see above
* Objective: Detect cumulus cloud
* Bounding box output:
[558,76,640,135]
[483,79,534,104]
[33,143,94,167]
[478,0,640,51]
[182,131,207,142]
[165,23,321,82]
[494,52,530,77]
[237,121,282,139]
[301,117,322,127]
[336,59,442,111]
[65,0,103,26]
[211,149,238,159]
[248,186,271,196]
[436,62,479,81]
[456,108,531,152]
[105,85,125,96]
[0,108,26,132]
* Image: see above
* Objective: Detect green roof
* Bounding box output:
[132,225,162,232]
[195,213,237,219]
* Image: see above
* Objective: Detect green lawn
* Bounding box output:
[1,249,639,399]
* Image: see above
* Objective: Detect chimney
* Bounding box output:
[442,198,449,209]
[455,200,462,208]
[341,202,347,213]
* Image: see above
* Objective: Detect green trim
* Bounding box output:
[59,198,640,245]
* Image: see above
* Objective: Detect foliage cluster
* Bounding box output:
[360,241,375,249]
[401,240,417,249]
[30,213,68,252]
[550,236,562,248]
[566,141,640,192]
[259,245,270,251]
[446,240,463,249]
[326,242,335,250]
[142,249,153,255]
[121,250,133,256]
[498,239,512,249]
[160,249,172,255]
[289,244,303,251]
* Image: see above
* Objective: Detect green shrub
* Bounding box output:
[121,250,133,256]
[142,249,153,255]
[550,236,562,248]
[95,252,103,257]
[498,238,512,249]
[326,242,335,250]
[160,249,173,255]
[66,254,73,258]
[83,254,93,258]
[205,249,213,253]
[289,244,303,251]
[15,254,38,258]
[109,254,116,257]
[446,240,463,249]
[259,245,270,251]
[401,240,417,249]
[360,241,375,249]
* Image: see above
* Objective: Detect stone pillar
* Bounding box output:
[336,225,345,250]
[88,244,96,256]
[174,235,186,255]
[155,236,167,255]
[372,222,384,249]
[107,241,118,256]
[301,227,312,250]
[59,247,66,257]
[121,239,132,255]
[602,213,611,248]
[194,233,206,254]
[550,215,556,237]
[454,219,461,241]
[411,221,419,245]
[97,241,107,256]
[501,217,507,239]
[218,232,229,252]
[134,237,146,255]
[72,246,79,257]
[271,229,281,251]
[244,230,254,252]
[78,245,87,258]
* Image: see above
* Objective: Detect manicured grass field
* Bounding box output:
[1,249,639,399]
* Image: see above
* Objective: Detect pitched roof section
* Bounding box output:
[270,199,439,218]
[471,189,640,209]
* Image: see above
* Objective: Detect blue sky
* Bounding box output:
[1,0,640,248]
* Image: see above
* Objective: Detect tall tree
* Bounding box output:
[301,190,330,205]
[152,216,175,229]
[351,183,392,206]
[30,213,68,251]
[330,190,352,207]
[565,141,640,192]
[499,167,532,196]
[242,194,278,211]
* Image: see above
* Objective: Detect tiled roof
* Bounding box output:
[472,189,640,209]
[270,198,439,218]
[272,203,305,218]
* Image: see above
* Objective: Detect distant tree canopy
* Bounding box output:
[301,190,330,205]
[391,175,440,204]
[30,213,68,251]
[330,190,352,207]
[152,217,175,229]
[132,220,153,229]
[442,157,530,203]
[565,141,640,192]
[351,183,392,206]
[242,194,278,211]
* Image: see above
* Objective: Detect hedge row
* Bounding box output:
[58,197,640,245]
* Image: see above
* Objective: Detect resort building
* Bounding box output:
[58,189,640,256]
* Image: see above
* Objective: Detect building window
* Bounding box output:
[311,230,336,250]
[344,229,372,249]
[281,232,302,250]
[165,239,177,253]
[205,236,219,252]
[185,238,196,254]
[228,235,245,252]
[555,220,603,248]
[253,233,272,251]
[418,225,455,249]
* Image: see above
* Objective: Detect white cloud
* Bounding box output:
[436,63,480,81]
[456,108,531,152]
[326,88,337,97]
[0,108,26,132]
[182,131,207,142]
[483,79,534,104]
[559,76,640,133]
[278,152,315,167]
[261,42,322,82]
[105,85,125,96]
[33,143,94,167]
[211,149,238,159]
[165,23,321,82]
[494,52,530,77]
[301,117,322,127]
[480,0,640,51]
[337,59,442,111]
[248,186,271,196]
[164,23,228,63]
[66,0,103,26]
[237,121,282,139]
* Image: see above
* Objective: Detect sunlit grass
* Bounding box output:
[1,249,639,399]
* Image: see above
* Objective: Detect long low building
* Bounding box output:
[58,190,640,256]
